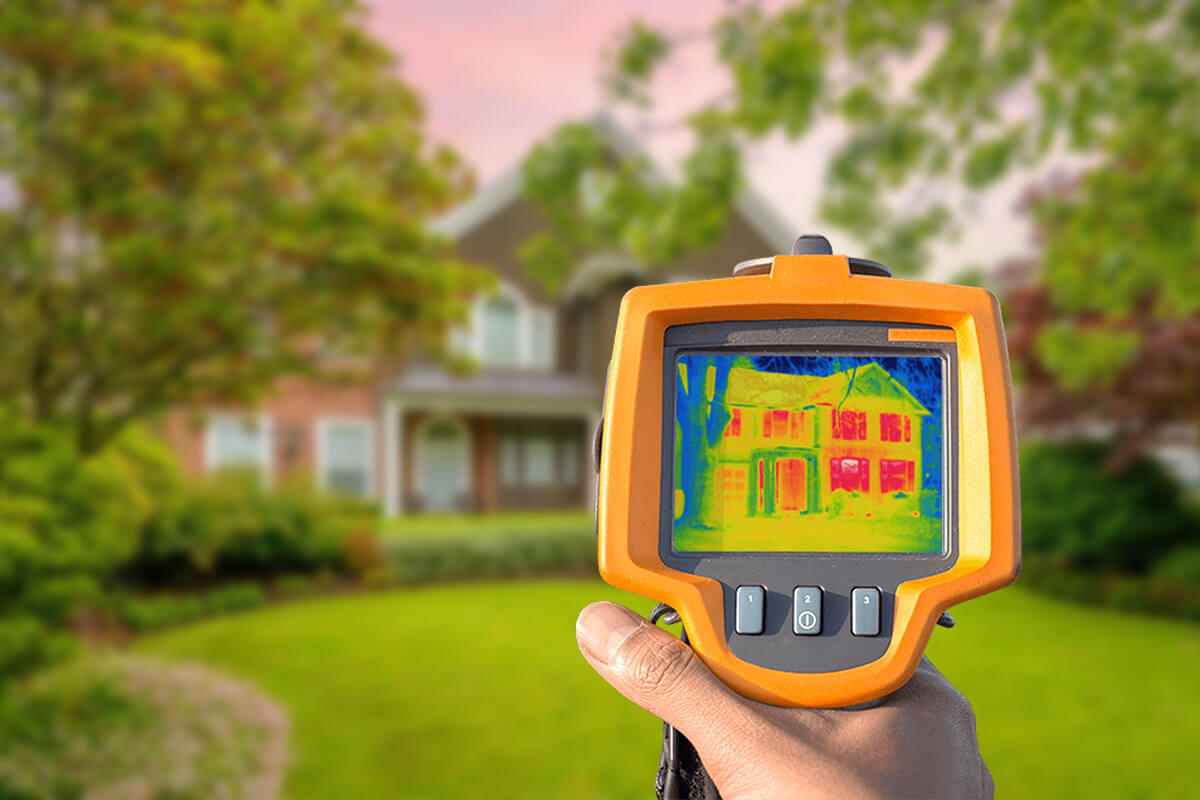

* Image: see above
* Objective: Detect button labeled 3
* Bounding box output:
[851,587,881,636]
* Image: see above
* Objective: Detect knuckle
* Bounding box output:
[615,630,697,694]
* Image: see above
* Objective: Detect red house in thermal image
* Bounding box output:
[709,361,930,521]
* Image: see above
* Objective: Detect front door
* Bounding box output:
[419,419,468,512]
[775,457,808,512]
[751,448,819,517]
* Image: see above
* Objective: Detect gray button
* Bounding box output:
[793,586,822,635]
[735,586,765,635]
[852,587,881,636]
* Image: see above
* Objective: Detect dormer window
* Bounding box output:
[450,281,556,370]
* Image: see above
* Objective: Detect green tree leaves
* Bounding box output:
[0,0,477,452]
[600,20,671,107]
[1034,323,1141,392]
[718,7,824,138]
[523,0,1198,417]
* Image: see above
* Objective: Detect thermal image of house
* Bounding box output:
[710,361,931,522]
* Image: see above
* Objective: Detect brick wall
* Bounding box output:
[162,376,381,493]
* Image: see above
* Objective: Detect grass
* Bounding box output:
[138,580,1199,800]
[379,510,593,539]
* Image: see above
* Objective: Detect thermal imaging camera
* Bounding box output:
[595,235,1020,709]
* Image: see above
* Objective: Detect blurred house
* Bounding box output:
[162,113,793,514]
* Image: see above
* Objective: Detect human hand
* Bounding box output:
[576,601,993,800]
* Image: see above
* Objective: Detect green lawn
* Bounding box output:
[138,581,1199,800]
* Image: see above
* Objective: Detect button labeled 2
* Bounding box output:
[793,586,822,635]
[735,586,765,635]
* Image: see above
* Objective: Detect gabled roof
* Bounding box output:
[726,361,930,416]
[429,111,794,254]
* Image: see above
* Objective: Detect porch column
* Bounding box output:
[382,398,403,517]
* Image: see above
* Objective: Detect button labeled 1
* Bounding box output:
[793,586,822,635]
[851,587,881,636]
[735,586,765,635]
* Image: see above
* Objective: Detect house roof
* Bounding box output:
[726,361,931,416]
[429,110,795,254]
[390,366,598,417]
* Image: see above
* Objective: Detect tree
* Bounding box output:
[521,2,1199,446]
[0,0,478,454]
[675,356,733,531]
[1003,247,1200,468]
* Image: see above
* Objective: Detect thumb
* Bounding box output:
[575,602,748,745]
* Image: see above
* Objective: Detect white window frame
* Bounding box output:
[412,414,472,497]
[204,413,273,483]
[528,307,555,370]
[523,435,557,488]
[315,416,376,499]
[560,436,581,486]
[449,279,557,371]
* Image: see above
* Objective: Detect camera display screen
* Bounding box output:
[671,352,945,554]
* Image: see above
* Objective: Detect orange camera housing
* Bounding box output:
[596,251,1020,708]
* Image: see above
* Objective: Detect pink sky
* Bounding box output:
[365,0,730,180]
[364,1,1034,279]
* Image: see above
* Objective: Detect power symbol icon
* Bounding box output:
[797,610,817,630]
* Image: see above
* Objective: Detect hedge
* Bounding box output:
[1019,556,1200,621]
[383,529,597,584]
[125,471,378,587]
[117,528,600,634]
[120,583,266,632]
[1020,440,1198,573]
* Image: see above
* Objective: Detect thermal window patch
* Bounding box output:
[672,353,944,554]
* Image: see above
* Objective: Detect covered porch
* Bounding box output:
[379,367,600,516]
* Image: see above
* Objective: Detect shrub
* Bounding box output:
[1020,440,1199,573]
[1105,576,1154,614]
[1023,565,1106,606]
[0,415,177,683]
[271,574,317,598]
[1150,545,1200,586]
[120,595,203,633]
[384,529,597,585]
[205,583,267,614]
[0,656,288,799]
[341,528,388,579]
[1146,576,1200,619]
[127,473,378,586]
[120,583,266,633]
[1020,554,1200,620]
